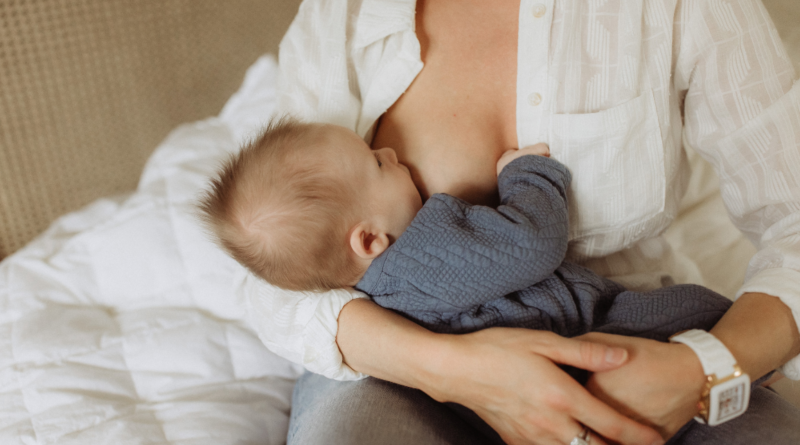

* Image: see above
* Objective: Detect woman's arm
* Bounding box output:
[582,1,800,437]
[712,292,800,379]
[337,298,665,445]
[581,293,800,438]
[675,0,800,375]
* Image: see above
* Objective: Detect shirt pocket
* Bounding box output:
[549,90,666,241]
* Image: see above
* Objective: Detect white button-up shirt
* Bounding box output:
[245,0,800,381]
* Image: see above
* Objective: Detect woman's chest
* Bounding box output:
[370,0,684,257]
[371,0,520,206]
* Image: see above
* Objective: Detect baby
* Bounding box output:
[200,117,731,342]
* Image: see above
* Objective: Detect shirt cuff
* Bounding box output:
[242,273,369,381]
[736,268,800,380]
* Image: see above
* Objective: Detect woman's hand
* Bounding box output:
[338,300,663,444]
[581,293,800,440]
[424,328,665,445]
[577,333,706,439]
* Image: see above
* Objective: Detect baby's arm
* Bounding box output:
[496,143,550,174]
[367,147,571,313]
[493,147,571,283]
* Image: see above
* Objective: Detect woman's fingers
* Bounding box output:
[568,384,665,445]
[527,331,630,372]
[489,408,598,445]
[587,431,611,445]
[446,329,664,445]
[579,332,706,438]
[560,424,612,445]
[525,333,664,444]
[551,416,611,445]
[534,372,662,445]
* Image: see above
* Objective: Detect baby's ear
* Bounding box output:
[349,223,390,260]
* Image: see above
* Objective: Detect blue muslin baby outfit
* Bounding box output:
[355,155,731,342]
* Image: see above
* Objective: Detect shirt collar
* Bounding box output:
[353,0,417,49]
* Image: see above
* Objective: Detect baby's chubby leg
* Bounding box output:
[591,284,732,342]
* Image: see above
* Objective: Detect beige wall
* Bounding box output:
[0,0,302,258]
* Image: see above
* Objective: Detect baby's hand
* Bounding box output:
[496,143,550,177]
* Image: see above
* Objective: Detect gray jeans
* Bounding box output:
[288,372,800,445]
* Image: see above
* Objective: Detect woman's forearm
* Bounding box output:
[579,294,800,439]
[336,298,447,393]
[710,292,800,379]
[337,299,664,444]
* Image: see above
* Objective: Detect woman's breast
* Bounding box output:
[371,0,519,206]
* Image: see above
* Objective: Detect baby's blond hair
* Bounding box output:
[199,117,363,291]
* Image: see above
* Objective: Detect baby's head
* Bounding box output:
[200,117,422,291]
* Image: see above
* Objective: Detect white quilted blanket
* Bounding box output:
[1,56,304,445]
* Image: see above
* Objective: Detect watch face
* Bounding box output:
[708,375,751,426]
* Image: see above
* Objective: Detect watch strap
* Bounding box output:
[670,329,737,378]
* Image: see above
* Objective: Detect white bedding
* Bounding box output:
[1,31,797,443]
[1,56,304,445]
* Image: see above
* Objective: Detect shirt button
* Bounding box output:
[532,4,546,18]
[528,92,542,106]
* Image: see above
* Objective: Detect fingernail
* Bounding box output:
[605,347,627,365]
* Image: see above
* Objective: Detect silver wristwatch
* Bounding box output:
[669,329,750,426]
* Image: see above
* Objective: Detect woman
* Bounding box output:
[245,0,800,443]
